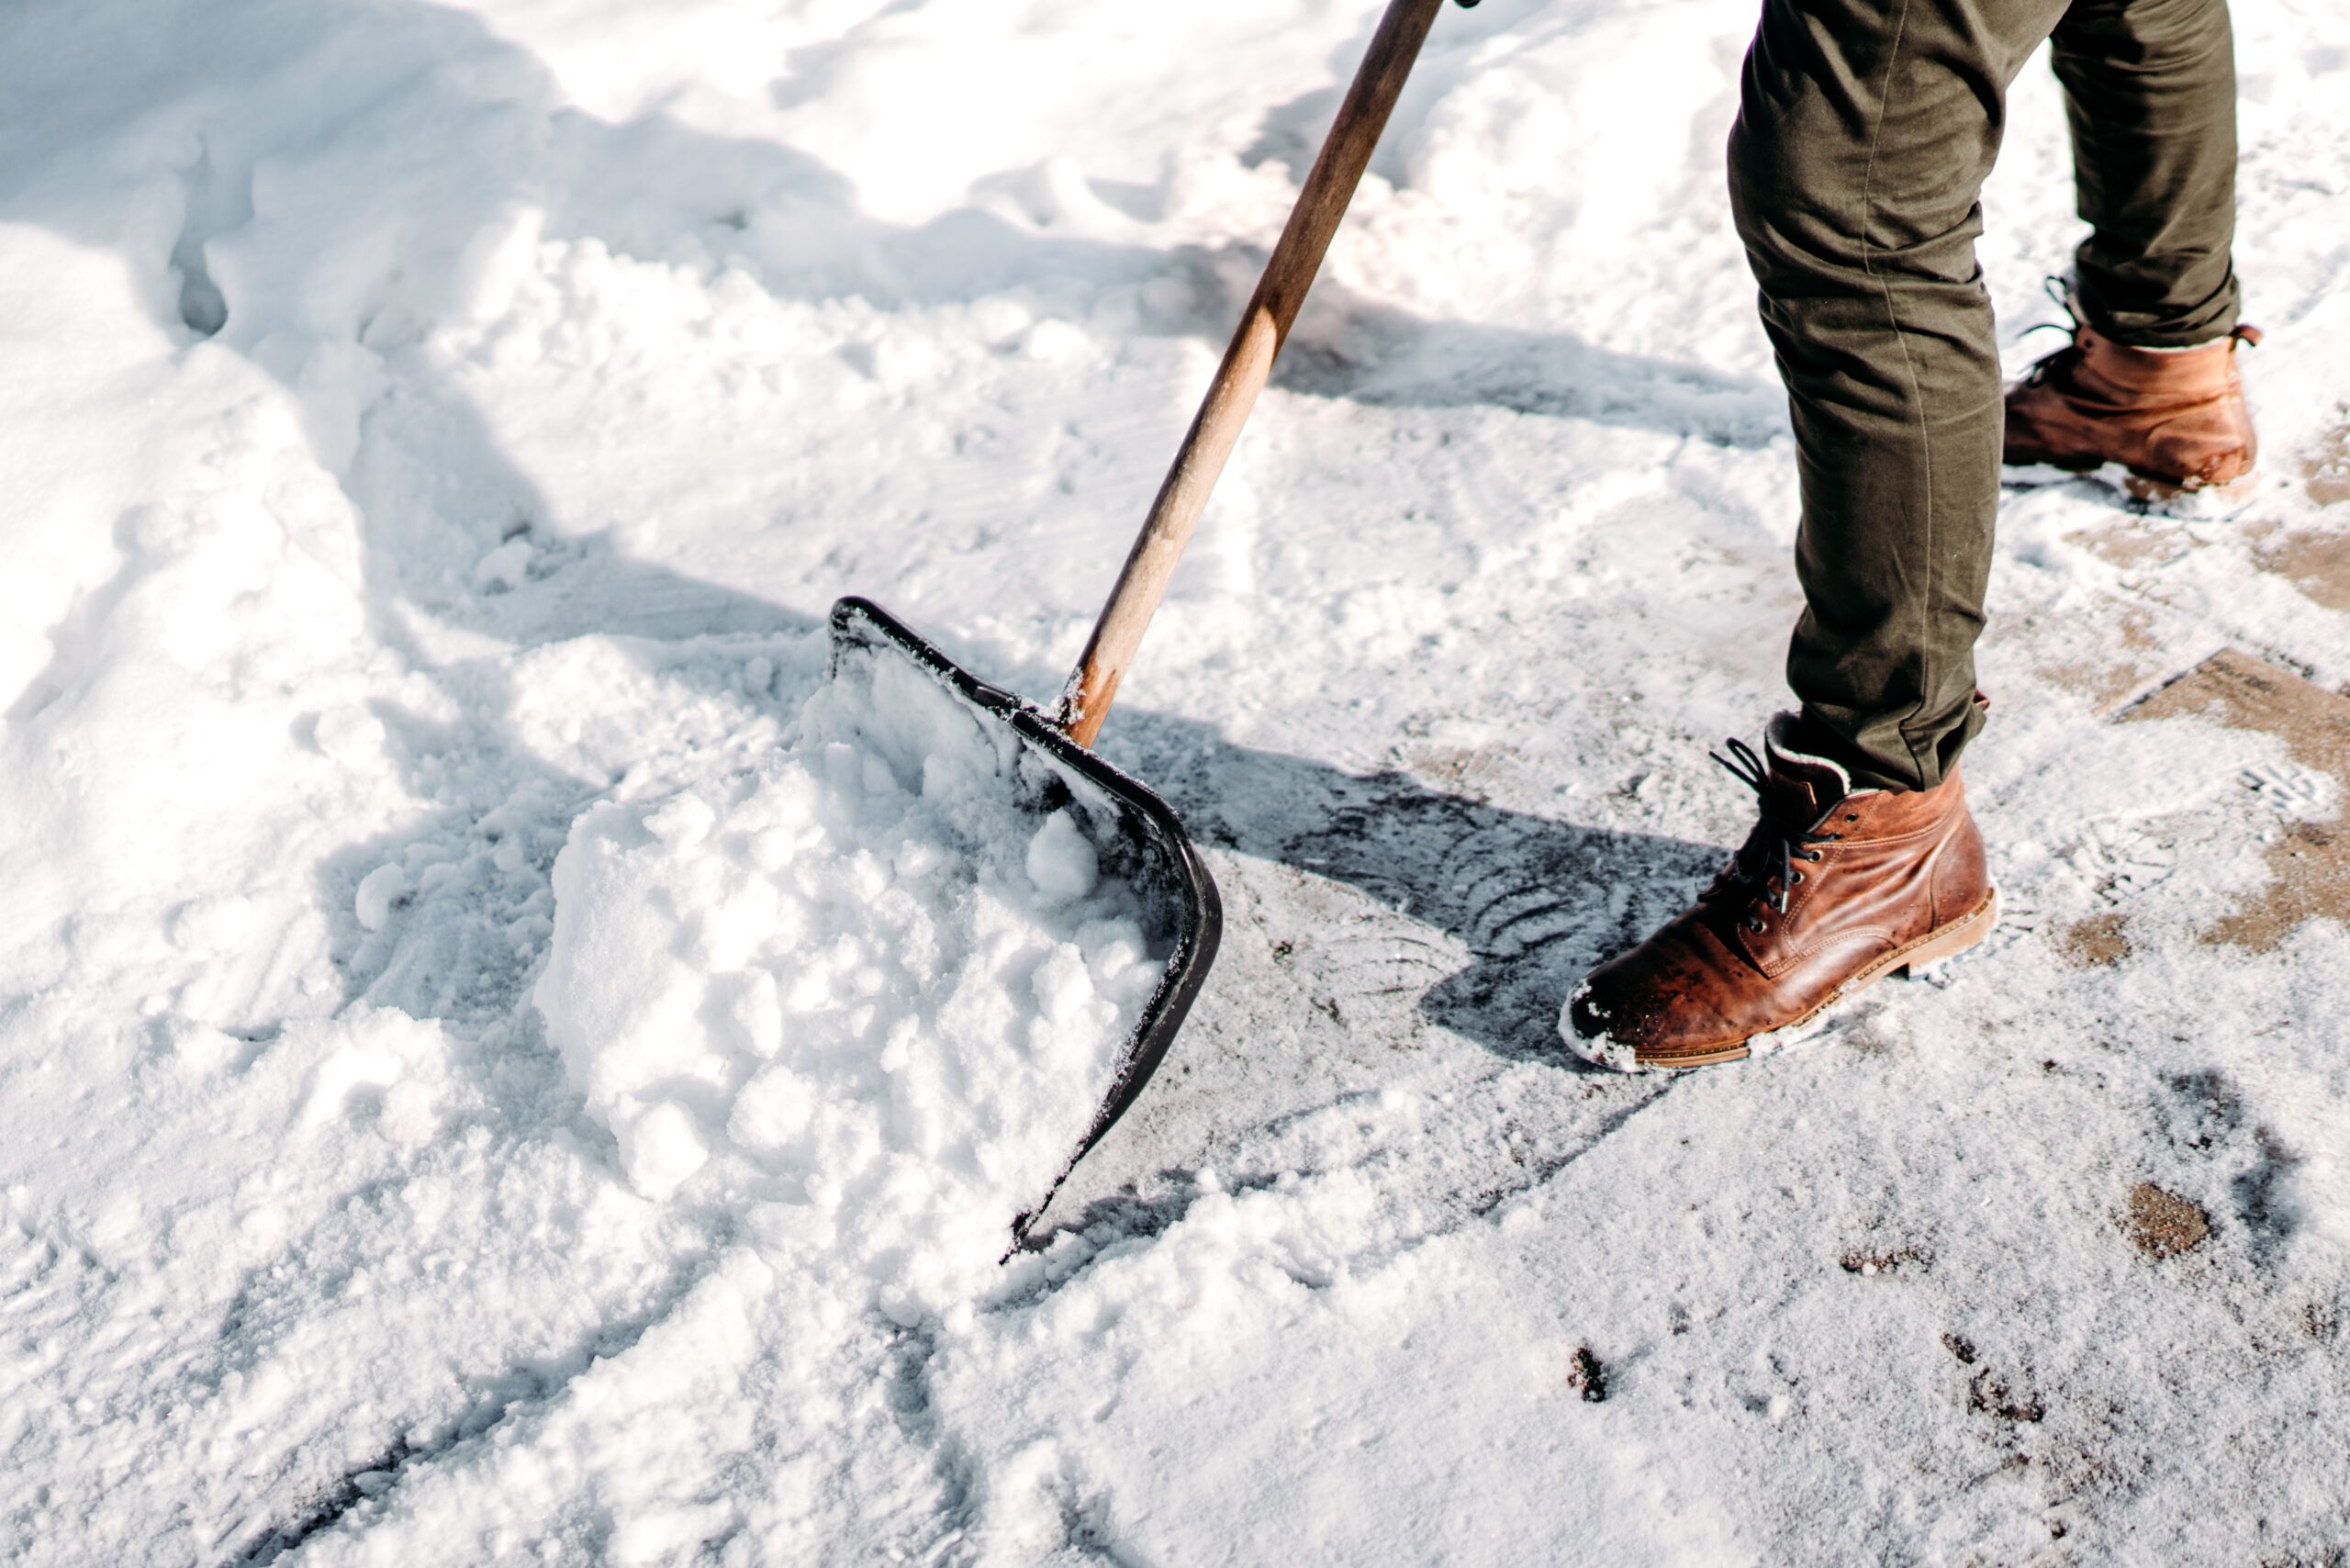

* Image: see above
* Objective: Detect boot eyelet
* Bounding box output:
[1745,916,1766,933]
[1790,871,1803,884]
[1803,850,1822,861]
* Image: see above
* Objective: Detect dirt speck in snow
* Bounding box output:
[1567,1347,1608,1403]
[2121,1182,2210,1259]
[2058,910,2132,967]
[1967,1368,2046,1424]
[1838,1245,1930,1276]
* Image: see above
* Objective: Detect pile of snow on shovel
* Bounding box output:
[535,644,1165,1312]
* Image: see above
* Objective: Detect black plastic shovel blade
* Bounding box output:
[826,597,1223,1246]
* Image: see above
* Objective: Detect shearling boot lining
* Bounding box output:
[1762,711,1872,801]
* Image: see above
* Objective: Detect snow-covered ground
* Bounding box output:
[6,0,2350,1562]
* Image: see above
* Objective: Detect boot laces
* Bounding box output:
[1709,737,1841,919]
[2016,277,2084,387]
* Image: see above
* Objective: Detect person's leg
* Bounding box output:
[1561,0,2065,1072]
[2000,0,2254,495]
[2053,0,2239,346]
[1728,0,2070,792]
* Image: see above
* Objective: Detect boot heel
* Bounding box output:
[1897,890,1999,978]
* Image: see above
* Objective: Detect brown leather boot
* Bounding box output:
[2004,319,2261,498]
[1563,716,1998,1072]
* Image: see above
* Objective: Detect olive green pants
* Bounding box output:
[1729,0,2241,790]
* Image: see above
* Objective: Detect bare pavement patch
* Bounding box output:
[2121,646,2350,949]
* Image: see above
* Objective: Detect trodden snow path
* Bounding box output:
[5,0,2350,1562]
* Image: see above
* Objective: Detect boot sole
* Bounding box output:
[2001,461,2259,519]
[1628,888,2001,1071]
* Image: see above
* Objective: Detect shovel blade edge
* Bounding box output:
[826,596,1223,1247]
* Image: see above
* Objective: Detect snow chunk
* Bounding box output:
[1025,808,1099,902]
[643,791,715,847]
[473,538,532,592]
[297,1007,453,1145]
[353,863,408,930]
[314,707,386,767]
[1030,943,1096,1026]
[1020,318,1087,361]
[618,1102,709,1201]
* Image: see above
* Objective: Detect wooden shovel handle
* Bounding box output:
[1053,0,1448,747]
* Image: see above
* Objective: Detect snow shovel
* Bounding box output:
[831,0,1456,1245]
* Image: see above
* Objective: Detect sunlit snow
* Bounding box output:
[4,0,2348,1562]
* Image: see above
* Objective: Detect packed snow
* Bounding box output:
[4,0,2349,1563]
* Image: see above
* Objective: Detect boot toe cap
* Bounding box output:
[1563,942,1752,1071]
[1561,980,1643,1072]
